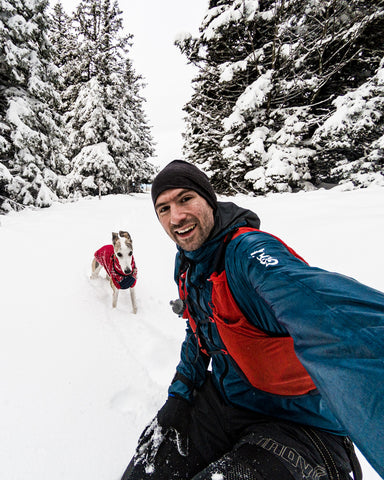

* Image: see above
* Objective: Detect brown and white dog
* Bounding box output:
[91,231,137,312]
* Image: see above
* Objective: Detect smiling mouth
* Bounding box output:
[175,224,196,237]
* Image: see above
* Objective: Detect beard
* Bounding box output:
[170,214,213,251]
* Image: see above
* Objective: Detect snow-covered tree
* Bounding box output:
[178,0,384,194]
[64,0,155,197]
[49,2,77,98]
[0,0,69,213]
[311,58,384,189]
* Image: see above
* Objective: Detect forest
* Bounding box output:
[178,0,384,194]
[1,0,383,213]
[0,0,155,213]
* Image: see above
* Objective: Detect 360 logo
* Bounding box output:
[250,248,279,266]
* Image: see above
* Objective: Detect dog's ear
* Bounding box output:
[119,230,132,242]
[112,232,119,243]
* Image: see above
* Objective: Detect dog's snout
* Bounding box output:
[124,268,132,275]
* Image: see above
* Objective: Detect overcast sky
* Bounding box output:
[60,0,209,168]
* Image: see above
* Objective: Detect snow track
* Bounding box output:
[0,190,382,479]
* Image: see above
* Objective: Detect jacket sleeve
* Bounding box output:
[168,322,210,402]
[226,230,384,477]
[168,252,210,402]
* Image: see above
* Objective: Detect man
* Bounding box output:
[122,160,384,480]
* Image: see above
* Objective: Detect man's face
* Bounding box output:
[155,188,215,251]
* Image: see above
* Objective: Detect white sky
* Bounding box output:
[59,0,208,168]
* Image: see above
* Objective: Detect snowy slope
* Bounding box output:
[0,188,383,480]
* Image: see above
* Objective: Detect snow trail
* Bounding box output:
[0,189,383,479]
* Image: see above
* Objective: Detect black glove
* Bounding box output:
[157,395,191,434]
[157,395,191,455]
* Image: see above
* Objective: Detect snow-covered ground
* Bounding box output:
[0,187,383,480]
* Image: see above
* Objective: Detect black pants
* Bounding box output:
[122,376,359,480]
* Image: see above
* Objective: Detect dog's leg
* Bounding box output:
[130,287,137,314]
[110,278,119,308]
[91,258,103,279]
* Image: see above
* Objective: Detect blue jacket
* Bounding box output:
[169,202,384,477]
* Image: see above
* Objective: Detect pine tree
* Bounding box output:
[64,0,155,197]
[178,0,384,194]
[0,0,69,213]
[49,2,78,98]
[0,0,15,211]
[116,60,155,191]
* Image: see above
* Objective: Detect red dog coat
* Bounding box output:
[94,244,137,289]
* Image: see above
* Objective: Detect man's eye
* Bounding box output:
[181,196,192,203]
[158,206,169,214]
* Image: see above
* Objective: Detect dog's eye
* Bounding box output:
[129,251,133,256]
[117,253,122,257]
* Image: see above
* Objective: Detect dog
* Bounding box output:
[91,231,137,312]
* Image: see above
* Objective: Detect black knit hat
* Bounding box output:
[151,160,217,210]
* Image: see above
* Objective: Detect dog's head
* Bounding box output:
[112,231,133,274]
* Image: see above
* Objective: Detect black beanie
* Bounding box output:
[151,160,217,210]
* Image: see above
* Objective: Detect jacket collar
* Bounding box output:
[178,201,261,265]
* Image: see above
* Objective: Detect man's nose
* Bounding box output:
[170,205,187,225]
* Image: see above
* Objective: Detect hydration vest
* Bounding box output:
[178,227,316,397]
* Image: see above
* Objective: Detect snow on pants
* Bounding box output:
[121,375,359,480]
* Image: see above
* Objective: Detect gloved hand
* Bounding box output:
[157,395,191,455]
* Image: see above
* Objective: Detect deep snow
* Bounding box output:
[0,187,383,480]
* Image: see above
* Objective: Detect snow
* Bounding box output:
[313,63,384,145]
[212,474,224,480]
[174,31,192,44]
[203,0,259,41]
[219,58,248,83]
[0,188,383,480]
[244,126,269,155]
[0,163,12,182]
[203,8,242,41]
[223,71,273,130]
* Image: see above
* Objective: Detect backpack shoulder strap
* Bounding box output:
[213,226,259,275]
